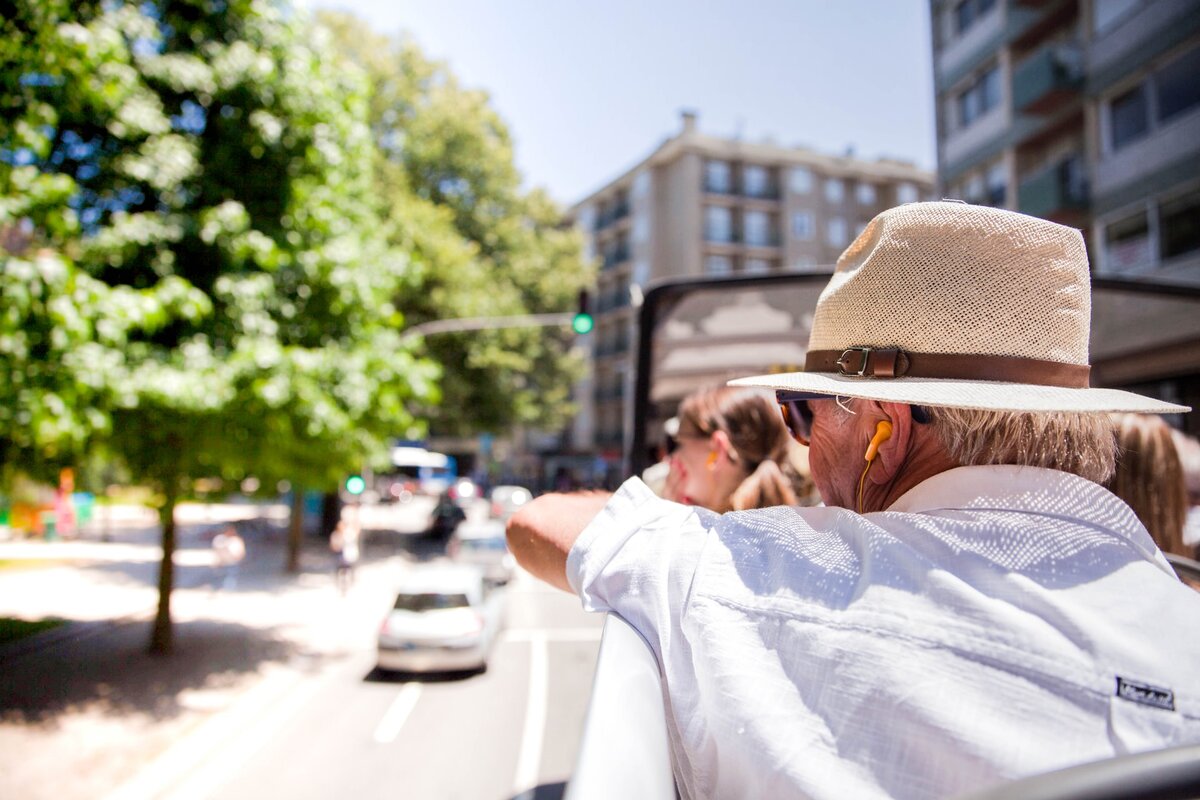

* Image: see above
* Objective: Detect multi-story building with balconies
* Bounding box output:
[931,0,1200,279]
[931,0,1200,423]
[565,112,934,480]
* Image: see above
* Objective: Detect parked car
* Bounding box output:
[488,484,532,521]
[376,565,503,674]
[447,519,516,585]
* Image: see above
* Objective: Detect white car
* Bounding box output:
[447,519,516,585]
[488,484,532,521]
[376,565,503,674]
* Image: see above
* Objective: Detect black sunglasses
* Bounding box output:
[776,391,818,446]
[775,391,930,446]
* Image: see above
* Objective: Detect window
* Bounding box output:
[1160,190,1200,261]
[394,593,470,612]
[705,160,731,193]
[1110,84,1149,150]
[745,258,772,274]
[957,66,1001,129]
[856,183,876,205]
[791,211,814,240]
[705,206,732,242]
[1106,46,1200,154]
[986,162,1006,206]
[705,255,733,276]
[828,217,848,247]
[897,183,919,204]
[744,210,772,246]
[954,0,996,35]
[1104,211,1151,272]
[825,179,844,204]
[743,165,770,197]
[1156,46,1200,123]
[793,255,818,270]
[790,167,813,194]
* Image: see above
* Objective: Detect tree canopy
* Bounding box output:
[1,0,438,651]
[320,12,593,437]
[2,0,590,651]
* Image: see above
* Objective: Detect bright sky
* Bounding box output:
[308,0,937,205]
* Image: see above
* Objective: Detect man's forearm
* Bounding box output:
[506,491,612,592]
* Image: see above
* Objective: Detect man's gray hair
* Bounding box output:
[925,407,1117,485]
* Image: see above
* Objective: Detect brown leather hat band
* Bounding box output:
[805,347,1091,388]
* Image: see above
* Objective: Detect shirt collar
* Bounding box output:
[886,465,1105,514]
[886,465,1175,576]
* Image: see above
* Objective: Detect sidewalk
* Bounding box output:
[0,507,421,800]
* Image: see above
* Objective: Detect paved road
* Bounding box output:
[158,572,603,800]
[1,497,605,800]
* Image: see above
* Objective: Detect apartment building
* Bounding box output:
[931,0,1200,277]
[566,113,934,477]
[931,0,1200,424]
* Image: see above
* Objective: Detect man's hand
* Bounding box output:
[506,491,613,592]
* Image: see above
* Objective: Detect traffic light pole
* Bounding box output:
[400,312,578,341]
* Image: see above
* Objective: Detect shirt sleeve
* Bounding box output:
[566,477,715,655]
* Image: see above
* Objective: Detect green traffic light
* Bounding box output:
[345,475,366,495]
[572,313,594,335]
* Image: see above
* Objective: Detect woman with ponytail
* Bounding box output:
[664,386,817,512]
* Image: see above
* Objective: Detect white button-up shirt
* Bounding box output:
[566,466,1200,800]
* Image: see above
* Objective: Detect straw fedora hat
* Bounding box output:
[730,201,1187,414]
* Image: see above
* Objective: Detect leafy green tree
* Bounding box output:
[2,0,435,653]
[320,12,593,438]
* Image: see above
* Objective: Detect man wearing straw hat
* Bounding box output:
[508,202,1200,799]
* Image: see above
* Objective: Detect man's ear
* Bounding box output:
[869,401,913,483]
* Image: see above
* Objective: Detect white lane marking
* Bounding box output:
[512,632,549,799]
[372,682,423,744]
[501,627,603,643]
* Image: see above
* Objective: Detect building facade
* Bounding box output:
[931,0,1200,424]
[931,0,1200,278]
[567,113,934,479]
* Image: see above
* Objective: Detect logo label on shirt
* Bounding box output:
[1116,676,1175,711]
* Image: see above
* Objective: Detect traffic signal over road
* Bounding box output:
[572,290,594,335]
[345,475,366,495]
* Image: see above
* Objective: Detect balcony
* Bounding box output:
[594,338,630,358]
[1012,43,1083,114]
[601,245,630,271]
[743,232,782,249]
[594,385,625,405]
[742,185,781,201]
[1017,156,1088,220]
[595,289,631,314]
[703,231,782,247]
[593,201,630,232]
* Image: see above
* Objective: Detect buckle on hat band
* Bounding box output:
[837,347,872,376]
[807,347,1091,388]
[835,347,902,378]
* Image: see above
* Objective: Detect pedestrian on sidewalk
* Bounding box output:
[330,518,360,595]
[212,524,246,590]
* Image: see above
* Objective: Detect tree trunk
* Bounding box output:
[319,491,340,540]
[148,483,177,656]
[286,488,304,573]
